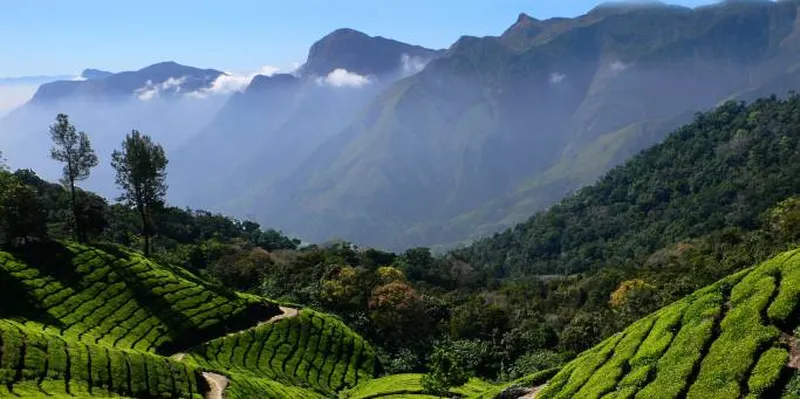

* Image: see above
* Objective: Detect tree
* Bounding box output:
[420,345,470,395]
[49,114,98,242]
[111,130,168,257]
[368,281,431,346]
[0,171,47,247]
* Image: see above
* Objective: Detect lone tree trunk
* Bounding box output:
[68,177,82,242]
[138,204,150,257]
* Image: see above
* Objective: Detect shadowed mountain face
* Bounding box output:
[167,29,441,209]
[214,0,800,250]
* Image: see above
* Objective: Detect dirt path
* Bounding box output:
[202,372,229,399]
[520,384,547,399]
[260,306,299,325]
[781,332,800,369]
[170,305,299,399]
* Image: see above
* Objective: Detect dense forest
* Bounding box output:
[2,95,800,390]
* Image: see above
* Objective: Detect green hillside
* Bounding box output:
[0,242,378,398]
[526,249,800,399]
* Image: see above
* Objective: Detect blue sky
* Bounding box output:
[2,0,719,77]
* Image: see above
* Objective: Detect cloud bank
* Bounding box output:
[0,85,39,116]
[134,76,188,101]
[187,65,280,98]
[316,68,371,88]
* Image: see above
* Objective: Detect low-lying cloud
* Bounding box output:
[549,72,567,84]
[187,65,280,98]
[610,60,630,74]
[316,68,371,88]
[0,85,39,116]
[134,76,188,101]
[401,53,429,76]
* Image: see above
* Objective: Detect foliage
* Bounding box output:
[48,113,98,242]
[0,171,47,247]
[420,345,471,395]
[539,249,800,398]
[111,130,168,256]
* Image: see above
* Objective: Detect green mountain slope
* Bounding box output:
[0,242,377,398]
[456,94,800,277]
[530,248,800,399]
[251,0,800,250]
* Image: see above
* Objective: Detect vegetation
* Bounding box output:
[185,309,377,395]
[111,130,169,256]
[537,249,800,398]
[49,113,98,243]
[4,89,800,397]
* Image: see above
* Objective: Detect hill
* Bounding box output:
[0,241,378,398]
[523,248,800,398]
[456,94,800,278]
[238,0,800,250]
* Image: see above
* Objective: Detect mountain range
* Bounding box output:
[4,0,800,251]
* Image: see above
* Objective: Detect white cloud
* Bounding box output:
[610,61,630,74]
[134,76,187,101]
[186,65,280,98]
[549,72,566,84]
[316,68,371,88]
[71,75,87,81]
[400,53,429,76]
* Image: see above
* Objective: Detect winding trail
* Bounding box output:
[521,384,547,399]
[202,372,229,399]
[170,305,300,399]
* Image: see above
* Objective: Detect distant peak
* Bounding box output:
[515,12,540,26]
[80,68,112,80]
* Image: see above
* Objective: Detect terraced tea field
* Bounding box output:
[185,308,377,395]
[0,242,378,398]
[533,248,800,399]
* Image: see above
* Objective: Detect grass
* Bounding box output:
[0,241,377,398]
[535,249,800,399]
[340,373,497,398]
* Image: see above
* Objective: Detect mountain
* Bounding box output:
[80,68,113,80]
[299,28,442,77]
[168,28,440,208]
[233,0,800,250]
[0,61,229,198]
[455,94,800,277]
[530,248,800,398]
[28,61,223,104]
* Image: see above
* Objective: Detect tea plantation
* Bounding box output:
[0,242,376,398]
[531,248,800,399]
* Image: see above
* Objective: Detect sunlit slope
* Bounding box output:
[0,319,203,398]
[534,249,800,399]
[341,373,499,398]
[0,241,281,354]
[186,308,378,395]
[0,242,377,398]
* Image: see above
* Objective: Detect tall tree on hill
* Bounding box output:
[49,114,98,243]
[111,130,168,257]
